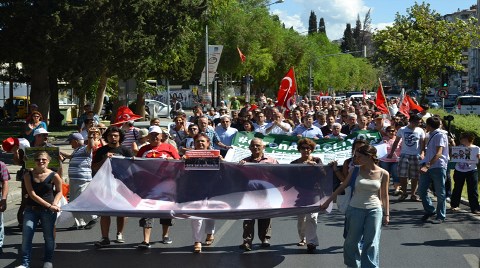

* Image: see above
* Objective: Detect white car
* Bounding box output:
[453,95,480,115]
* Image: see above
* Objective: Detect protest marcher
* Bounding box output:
[197,116,232,151]
[61,132,97,230]
[290,138,322,253]
[92,126,133,248]
[190,133,217,253]
[18,151,62,268]
[179,124,199,155]
[341,113,360,135]
[291,114,323,139]
[450,132,480,214]
[131,128,149,155]
[0,161,10,254]
[418,116,449,224]
[24,111,47,146]
[214,115,238,156]
[230,96,241,111]
[326,123,347,139]
[111,106,142,149]
[265,112,292,135]
[136,126,180,249]
[79,118,95,140]
[320,115,336,137]
[243,120,255,133]
[379,126,402,195]
[321,144,389,268]
[169,115,189,147]
[76,104,92,130]
[388,114,425,201]
[253,112,269,134]
[238,138,278,251]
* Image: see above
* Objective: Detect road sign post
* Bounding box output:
[437,88,448,109]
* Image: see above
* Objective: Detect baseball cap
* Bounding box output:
[148,126,166,134]
[67,132,84,142]
[33,128,50,136]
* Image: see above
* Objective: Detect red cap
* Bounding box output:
[2,137,19,152]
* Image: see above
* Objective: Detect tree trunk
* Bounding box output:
[93,71,108,116]
[48,74,63,127]
[29,65,50,125]
[136,86,146,120]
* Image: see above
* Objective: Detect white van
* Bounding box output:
[453,95,480,115]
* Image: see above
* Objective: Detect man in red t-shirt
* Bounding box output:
[136,126,180,249]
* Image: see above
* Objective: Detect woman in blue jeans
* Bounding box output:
[17,151,63,268]
[321,144,390,268]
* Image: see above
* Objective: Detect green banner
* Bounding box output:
[225,130,383,164]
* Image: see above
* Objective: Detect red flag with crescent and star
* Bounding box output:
[237,47,246,63]
[276,67,297,108]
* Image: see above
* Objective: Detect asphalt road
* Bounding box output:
[0,195,479,268]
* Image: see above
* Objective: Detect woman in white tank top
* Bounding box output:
[321,144,390,268]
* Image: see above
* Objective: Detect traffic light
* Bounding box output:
[441,73,449,87]
[309,76,314,88]
[249,74,254,84]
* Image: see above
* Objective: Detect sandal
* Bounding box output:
[297,240,306,246]
[194,242,202,253]
[410,195,421,202]
[204,234,214,246]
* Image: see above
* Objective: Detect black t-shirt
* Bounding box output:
[93,145,133,175]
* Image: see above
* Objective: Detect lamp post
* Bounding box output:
[204,0,209,94]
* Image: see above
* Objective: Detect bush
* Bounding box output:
[430,108,480,146]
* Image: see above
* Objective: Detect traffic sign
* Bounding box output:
[438,88,448,99]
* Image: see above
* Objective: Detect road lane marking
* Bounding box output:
[212,220,235,245]
[445,228,462,240]
[463,254,479,268]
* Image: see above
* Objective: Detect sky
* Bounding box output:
[270,0,477,40]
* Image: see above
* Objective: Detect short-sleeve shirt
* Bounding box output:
[0,161,10,182]
[396,126,425,155]
[421,129,449,169]
[242,155,278,164]
[291,125,323,139]
[202,127,221,149]
[68,145,93,181]
[136,143,180,159]
[290,156,322,164]
[92,145,133,176]
[265,121,292,135]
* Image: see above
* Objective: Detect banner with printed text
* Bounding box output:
[225,130,385,164]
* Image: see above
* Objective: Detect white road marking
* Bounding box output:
[212,220,235,245]
[463,254,479,268]
[445,228,463,240]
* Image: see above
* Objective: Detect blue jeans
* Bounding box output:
[379,161,399,183]
[418,167,447,220]
[21,207,57,267]
[344,206,383,268]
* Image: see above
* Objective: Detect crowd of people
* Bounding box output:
[0,94,479,268]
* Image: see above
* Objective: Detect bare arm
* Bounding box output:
[380,170,390,225]
[0,180,8,212]
[387,137,401,158]
[320,168,354,209]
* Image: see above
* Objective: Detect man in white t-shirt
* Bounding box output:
[388,114,425,201]
[265,112,292,135]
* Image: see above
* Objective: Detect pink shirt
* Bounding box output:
[380,137,401,163]
[0,161,10,181]
[242,155,279,164]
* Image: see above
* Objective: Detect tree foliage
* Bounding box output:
[318,18,326,35]
[341,23,355,53]
[373,2,479,92]
[308,11,317,35]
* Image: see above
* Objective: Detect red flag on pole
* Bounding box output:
[276,67,297,109]
[376,80,389,114]
[237,47,246,63]
[399,95,424,118]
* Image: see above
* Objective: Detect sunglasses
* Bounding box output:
[300,146,312,150]
[189,128,199,131]
[35,158,48,162]
[387,130,395,132]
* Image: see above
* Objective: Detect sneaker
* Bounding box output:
[393,189,403,196]
[451,207,461,212]
[43,262,53,268]
[137,241,151,249]
[297,239,306,246]
[472,210,480,215]
[94,237,110,248]
[307,243,316,254]
[446,197,451,203]
[431,219,445,224]
[162,236,173,244]
[421,212,436,222]
[260,239,271,248]
[116,233,125,243]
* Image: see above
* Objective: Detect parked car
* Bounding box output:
[453,95,480,115]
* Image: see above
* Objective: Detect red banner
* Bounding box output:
[376,82,389,114]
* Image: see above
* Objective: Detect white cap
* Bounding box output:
[33,128,50,136]
[148,126,166,134]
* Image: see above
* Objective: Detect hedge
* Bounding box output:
[430,109,480,146]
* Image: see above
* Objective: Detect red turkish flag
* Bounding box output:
[237,47,246,63]
[399,95,424,118]
[276,67,297,108]
[376,82,389,114]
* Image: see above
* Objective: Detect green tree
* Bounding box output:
[373,2,479,94]
[308,11,317,35]
[340,23,355,53]
[318,18,326,35]
[353,15,362,53]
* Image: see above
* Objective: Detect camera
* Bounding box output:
[444,115,454,121]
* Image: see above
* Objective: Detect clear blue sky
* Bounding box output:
[270,0,476,40]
